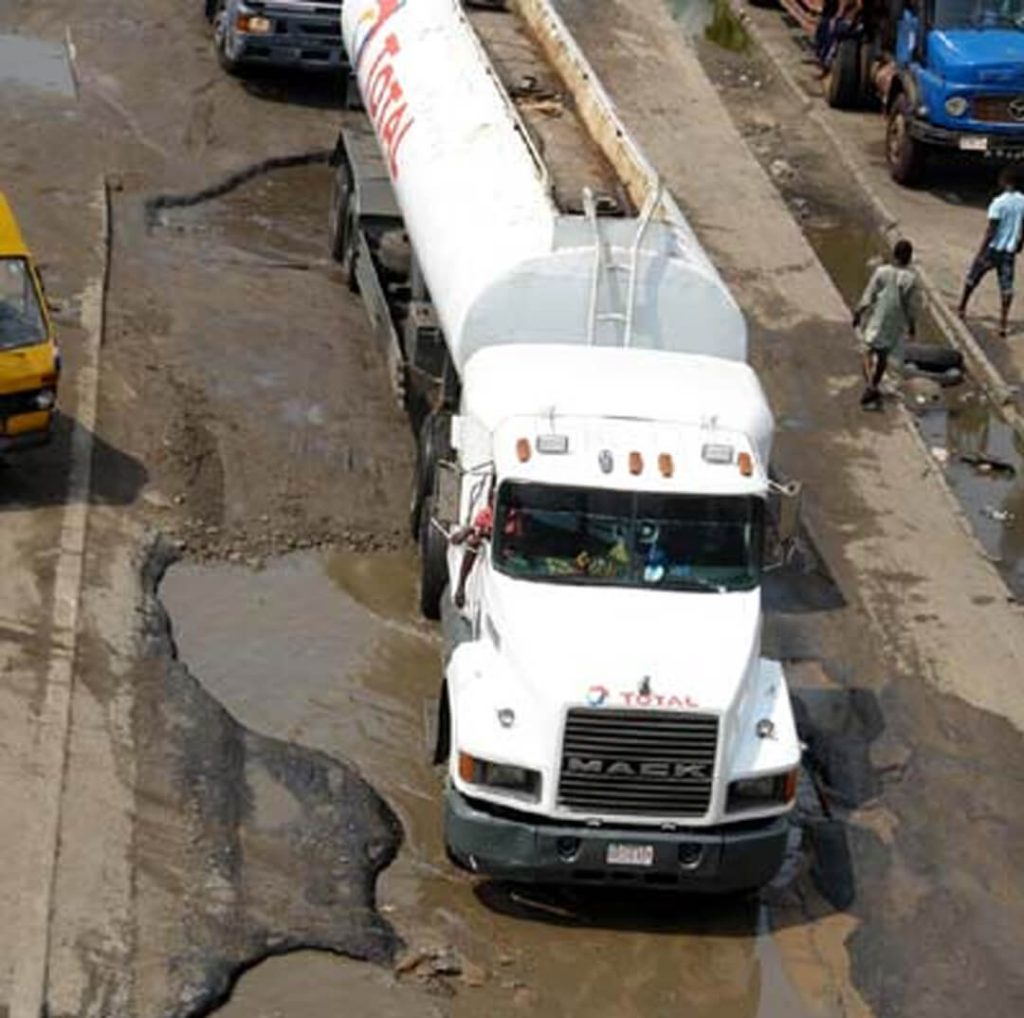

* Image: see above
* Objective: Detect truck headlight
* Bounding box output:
[237,14,272,33]
[727,769,798,812]
[34,388,56,410]
[945,96,969,117]
[458,752,541,801]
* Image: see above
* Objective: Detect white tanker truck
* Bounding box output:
[331,0,801,891]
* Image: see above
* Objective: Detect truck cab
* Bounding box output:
[0,193,59,454]
[884,0,1024,182]
[207,0,344,75]
[431,346,801,890]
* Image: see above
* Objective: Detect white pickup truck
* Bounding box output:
[331,0,801,891]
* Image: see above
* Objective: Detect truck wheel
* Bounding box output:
[213,3,242,76]
[419,495,448,621]
[433,686,451,765]
[903,343,963,373]
[410,411,452,538]
[824,38,861,110]
[204,0,218,21]
[887,95,926,186]
[328,161,358,290]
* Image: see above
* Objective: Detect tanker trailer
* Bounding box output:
[330,0,801,892]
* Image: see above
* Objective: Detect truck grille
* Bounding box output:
[972,95,1024,123]
[557,708,718,817]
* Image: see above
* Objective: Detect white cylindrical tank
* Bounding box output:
[341,0,747,375]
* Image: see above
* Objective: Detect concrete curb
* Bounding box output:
[726,0,1024,441]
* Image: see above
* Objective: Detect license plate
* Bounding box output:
[606,843,655,867]
[959,136,989,152]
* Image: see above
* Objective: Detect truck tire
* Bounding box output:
[824,38,861,110]
[204,0,218,21]
[328,161,359,290]
[419,495,448,621]
[903,343,963,373]
[213,2,242,76]
[410,411,452,538]
[886,94,926,186]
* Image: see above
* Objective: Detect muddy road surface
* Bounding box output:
[1,1,1023,1018]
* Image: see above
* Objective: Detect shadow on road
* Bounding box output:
[0,410,147,510]
[239,67,347,111]
[475,880,766,934]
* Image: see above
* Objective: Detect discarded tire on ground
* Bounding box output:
[903,343,963,373]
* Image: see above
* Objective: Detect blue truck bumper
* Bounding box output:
[444,786,790,892]
[910,118,1024,158]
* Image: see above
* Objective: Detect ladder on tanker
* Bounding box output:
[584,182,662,348]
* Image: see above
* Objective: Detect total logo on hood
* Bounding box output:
[584,683,699,710]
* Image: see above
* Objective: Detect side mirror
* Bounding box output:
[765,478,803,571]
[776,480,803,546]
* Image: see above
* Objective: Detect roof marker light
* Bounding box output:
[598,450,613,474]
[516,438,531,463]
[702,443,734,465]
[738,451,754,477]
[658,453,674,478]
[629,452,643,476]
[536,433,569,455]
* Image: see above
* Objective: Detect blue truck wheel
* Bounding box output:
[887,95,925,186]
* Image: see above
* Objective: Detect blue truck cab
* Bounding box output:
[206,0,344,75]
[884,0,1024,182]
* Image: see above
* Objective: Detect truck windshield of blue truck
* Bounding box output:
[932,0,1024,29]
[0,257,46,351]
[493,483,764,591]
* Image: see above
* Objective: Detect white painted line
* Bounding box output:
[9,182,109,1018]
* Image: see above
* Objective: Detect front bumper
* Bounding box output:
[0,427,51,453]
[232,26,344,70]
[445,786,790,892]
[910,118,1024,157]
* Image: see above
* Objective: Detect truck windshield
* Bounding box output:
[932,0,1024,29]
[493,482,764,592]
[0,257,46,351]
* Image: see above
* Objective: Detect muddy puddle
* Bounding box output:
[162,548,848,1018]
[804,219,1024,596]
[155,162,331,269]
[0,33,76,97]
[668,0,752,52]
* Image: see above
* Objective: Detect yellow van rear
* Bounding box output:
[0,192,59,453]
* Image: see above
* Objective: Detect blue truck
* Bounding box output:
[780,0,1024,184]
[205,0,344,74]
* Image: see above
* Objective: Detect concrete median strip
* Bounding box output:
[8,182,109,1018]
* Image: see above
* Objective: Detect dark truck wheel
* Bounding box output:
[328,160,359,290]
[887,94,926,186]
[419,495,448,621]
[213,3,242,75]
[204,0,218,20]
[825,38,861,110]
[410,411,452,538]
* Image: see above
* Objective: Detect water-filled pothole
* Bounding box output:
[0,34,76,97]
